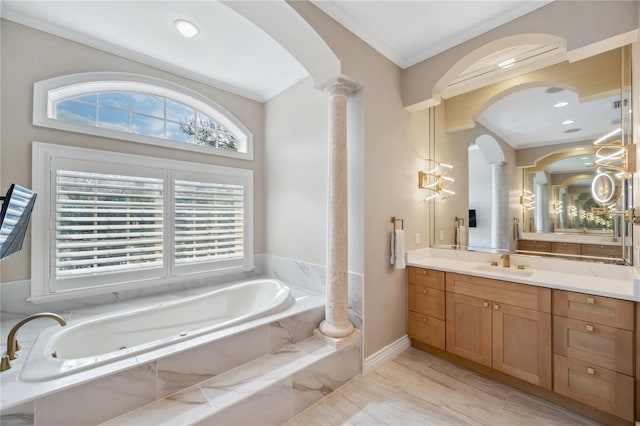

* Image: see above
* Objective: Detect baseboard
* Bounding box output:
[363,335,410,375]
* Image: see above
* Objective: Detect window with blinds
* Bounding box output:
[174,179,244,266]
[32,143,253,299]
[55,170,164,278]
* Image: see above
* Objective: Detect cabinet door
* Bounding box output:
[555,354,634,421]
[408,311,445,350]
[407,267,445,290]
[492,303,552,389]
[446,292,492,367]
[408,285,444,319]
[554,315,633,375]
[554,290,634,330]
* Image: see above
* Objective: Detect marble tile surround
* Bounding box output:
[0,254,364,425]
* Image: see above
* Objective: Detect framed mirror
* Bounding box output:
[429,45,633,264]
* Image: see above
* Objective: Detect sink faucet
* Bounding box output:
[1,313,66,371]
[500,254,510,268]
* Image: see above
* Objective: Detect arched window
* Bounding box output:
[33,73,253,160]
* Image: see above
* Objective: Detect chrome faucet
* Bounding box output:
[1,313,66,371]
[500,254,510,268]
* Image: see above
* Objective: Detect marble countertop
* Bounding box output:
[407,248,640,301]
[520,232,621,246]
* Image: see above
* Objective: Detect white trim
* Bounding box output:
[363,335,411,375]
[33,72,254,161]
[31,142,254,300]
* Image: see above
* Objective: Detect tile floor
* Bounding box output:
[285,347,602,426]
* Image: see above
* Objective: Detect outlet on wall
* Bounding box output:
[415,233,421,244]
[439,230,444,241]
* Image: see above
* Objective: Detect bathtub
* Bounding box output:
[19,279,293,382]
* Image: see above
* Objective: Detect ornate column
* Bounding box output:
[318,79,355,340]
[490,162,505,249]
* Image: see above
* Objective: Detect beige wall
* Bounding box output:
[287,1,429,358]
[0,20,265,283]
[264,77,329,265]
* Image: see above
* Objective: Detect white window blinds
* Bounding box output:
[174,179,244,265]
[55,170,164,277]
[32,143,253,300]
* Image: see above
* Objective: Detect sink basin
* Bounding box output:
[473,264,535,277]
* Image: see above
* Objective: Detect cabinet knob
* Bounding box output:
[422,289,428,294]
[585,324,594,332]
[586,367,595,375]
[494,304,500,310]
[421,270,427,275]
[483,302,489,308]
[423,317,428,323]
[586,296,595,304]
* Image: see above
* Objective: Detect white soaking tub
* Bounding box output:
[19,279,293,382]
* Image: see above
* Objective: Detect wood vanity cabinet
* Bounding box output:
[407,267,445,350]
[553,290,635,421]
[445,273,552,389]
[551,242,581,256]
[580,243,621,258]
[517,239,551,252]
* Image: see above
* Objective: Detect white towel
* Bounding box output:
[515,223,523,239]
[394,229,406,269]
[457,225,466,247]
[389,230,396,265]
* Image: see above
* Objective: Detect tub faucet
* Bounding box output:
[500,254,510,268]
[1,313,66,371]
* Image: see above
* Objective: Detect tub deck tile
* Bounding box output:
[98,335,346,426]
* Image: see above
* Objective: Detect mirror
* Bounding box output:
[430,45,633,264]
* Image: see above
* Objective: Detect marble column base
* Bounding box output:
[313,328,360,350]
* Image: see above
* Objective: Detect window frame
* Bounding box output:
[33,72,253,160]
[31,142,254,302]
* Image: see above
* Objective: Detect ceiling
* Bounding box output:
[0,0,309,102]
[1,0,553,102]
[310,0,552,69]
[477,86,622,150]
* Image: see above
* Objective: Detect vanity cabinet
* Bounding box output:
[551,242,581,256]
[517,239,551,252]
[581,243,621,258]
[553,290,635,421]
[445,273,552,389]
[407,267,445,350]
[407,268,638,423]
[518,239,621,259]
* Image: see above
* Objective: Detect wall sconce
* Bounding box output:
[591,127,636,207]
[520,189,535,211]
[418,160,455,202]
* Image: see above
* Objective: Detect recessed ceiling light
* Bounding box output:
[498,58,516,69]
[564,128,581,133]
[580,157,589,160]
[562,120,575,125]
[174,19,199,38]
[585,163,594,167]
[554,101,569,108]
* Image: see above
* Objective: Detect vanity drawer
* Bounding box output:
[518,240,551,252]
[581,244,621,258]
[446,273,551,313]
[553,315,633,375]
[553,290,634,330]
[408,285,444,319]
[554,354,634,421]
[408,311,445,350]
[551,242,581,255]
[408,267,445,290]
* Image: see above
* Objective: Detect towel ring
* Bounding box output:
[391,216,404,230]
